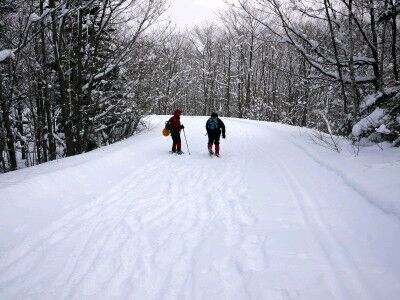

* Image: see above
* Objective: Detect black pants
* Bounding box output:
[208,132,221,145]
[171,131,181,151]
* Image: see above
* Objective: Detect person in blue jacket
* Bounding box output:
[206,112,225,157]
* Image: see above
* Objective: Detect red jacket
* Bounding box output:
[170,112,182,132]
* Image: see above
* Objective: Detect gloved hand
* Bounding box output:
[222,134,226,139]
[181,125,185,129]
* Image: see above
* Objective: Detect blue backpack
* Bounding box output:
[207,117,219,130]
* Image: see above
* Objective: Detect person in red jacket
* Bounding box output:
[168,108,184,154]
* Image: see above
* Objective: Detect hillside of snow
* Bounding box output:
[0,116,399,299]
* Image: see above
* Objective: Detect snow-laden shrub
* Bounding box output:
[352,86,400,146]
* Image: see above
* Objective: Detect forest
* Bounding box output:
[1,0,399,172]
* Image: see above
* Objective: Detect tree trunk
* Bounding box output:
[325,0,350,132]
[369,0,382,91]
[73,5,84,153]
[38,0,56,160]
[0,76,17,170]
[225,50,232,117]
[390,0,399,82]
[347,0,361,118]
[202,54,208,115]
[16,103,25,160]
[49,0,75,156]
[245,32,254,116]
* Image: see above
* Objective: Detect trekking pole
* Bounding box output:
[183,128,191,155]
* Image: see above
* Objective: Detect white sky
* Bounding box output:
[166,0,227,29]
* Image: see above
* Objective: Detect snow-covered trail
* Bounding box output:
[0,116,399,299]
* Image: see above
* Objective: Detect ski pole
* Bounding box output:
[183,128,191,155]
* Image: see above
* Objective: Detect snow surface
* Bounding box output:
[1,116,400,299]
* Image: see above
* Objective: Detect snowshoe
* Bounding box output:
[208,149,214,156]
[177,150,184,155]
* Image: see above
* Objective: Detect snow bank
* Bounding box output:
[270,123,400,218]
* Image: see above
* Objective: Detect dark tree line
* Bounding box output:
[154,0,400,148]
[0,0,167,171]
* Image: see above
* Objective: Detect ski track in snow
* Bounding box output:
[0,116,399,299]
[273,159,372,299]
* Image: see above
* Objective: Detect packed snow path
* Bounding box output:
[1,116,400,299]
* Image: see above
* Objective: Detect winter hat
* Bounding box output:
[174,108,182,115]
[211,112,218,117]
